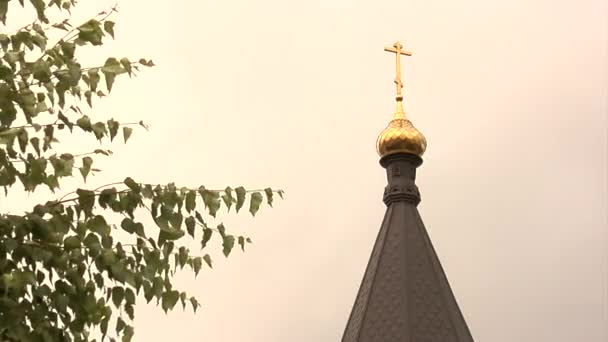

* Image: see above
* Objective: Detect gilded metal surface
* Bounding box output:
[377,118,427,157]
[383,42,411,99]
[377,42,427,157]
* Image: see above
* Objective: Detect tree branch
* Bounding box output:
[7,121,144,131]
[33,6,119,65]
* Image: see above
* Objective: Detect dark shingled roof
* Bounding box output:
[341,153,474,342]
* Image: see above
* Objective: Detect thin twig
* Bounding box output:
[8,150,109,164]
[56,181,125,202]
[32,6,118,65]
[27,61,145,87]
[7,121,143,131]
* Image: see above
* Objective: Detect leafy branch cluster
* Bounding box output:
[1,177,281,341]
[0,1,154,194]
[0,1,284,342]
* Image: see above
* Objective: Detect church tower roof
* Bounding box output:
[341,42,474,342]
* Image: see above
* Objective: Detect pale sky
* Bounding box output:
[4,0,608,341]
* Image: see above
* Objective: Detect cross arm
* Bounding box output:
[384,46,412,56]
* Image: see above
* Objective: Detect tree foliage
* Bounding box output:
[0,1,283,341]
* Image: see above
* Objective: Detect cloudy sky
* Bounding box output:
[5,0,608,341]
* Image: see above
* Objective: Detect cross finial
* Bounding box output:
[384,41,412,104]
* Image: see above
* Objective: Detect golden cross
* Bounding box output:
[384,42,412,100]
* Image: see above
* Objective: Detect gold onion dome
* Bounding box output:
[377,41,426,157]
[376,103,427,157]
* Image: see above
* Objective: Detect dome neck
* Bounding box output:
[380,153,423,206]
[393,96,407,120]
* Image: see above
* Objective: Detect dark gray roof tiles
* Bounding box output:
[341,154,474,342]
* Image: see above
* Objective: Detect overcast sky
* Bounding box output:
[5,0,608,341]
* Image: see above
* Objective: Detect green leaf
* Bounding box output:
[177,247,188,269]
[235,186,246,212]
[124,177,140,193]
[142,184,153,198]
[43,125,55,151]
[139,58,155,67]
[93,149,112,157]
[32,23,44,35]
[195,211,205,225]
[32,60,52,82]
[189,297,200,313]
[202,254,212,268]
[0,3,7,25]
[185,190,196,212]
[87,68,100,91]
[16,31,34,51]
[89,216,110,237]
[52,21,70,31]
[35,101,48,114]
[161,290,179,313]
[76,188,95,216]
[127,305,136,321]
[200,228,212,249]
[5,51,22,64]
[222,186,233,212]
[217,223,226,238]
[19,88,37,118]
[169,212,183,230]
[77,19,103,46]
[101,58,125,93]
[199,188,220,217]
[104,71,116,92]
[222,235,235,257]
[60,41,75,59]
[17,128,28,152]
[76,115,92,131]
[125,288,136,306]
[85,90,92,107]
[249,192,263,216]
[111,286,125,308]
[84,230,101,246]
[92,122,106,140]
[29,0,48,24]
[116,316,126,333]
[264,187,274,207]
[185,216,195,238]
[0,34,8,50]
[63,235,81,250]
[58,111,73,130]
[123,126,132,143]
[103,21,115,38]
[79,156,93,182]
[101,316,109,337]
[122,325,134,342]
[192,257,202,276]
[238,236,246,251]
[102,57,124,74]
[98,188,117,208]
[4,238,17,252]
[120,57,132,76]
[120,218,135,234]
[31,32,46,51]
[133,222,145,237]
[107,119,119,141]
[156,219,185,241]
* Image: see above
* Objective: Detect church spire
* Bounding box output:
[341,42,474,342]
